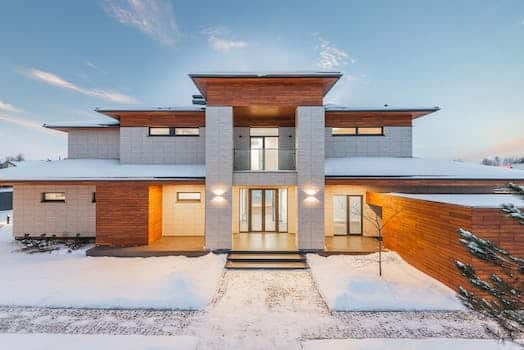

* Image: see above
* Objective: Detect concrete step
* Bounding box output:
[225,260,308,270]
[227,253,305,262]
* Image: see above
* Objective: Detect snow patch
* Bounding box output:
[308,252,464,311]
[0,225,224,309]
[303,338,522,350]
[0,333,199,350]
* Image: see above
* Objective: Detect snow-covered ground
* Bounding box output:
[0,333,199,350]
[308,252,464,311]
[0,210,12,226]
[0,225,224,309]
[303,338,522,350]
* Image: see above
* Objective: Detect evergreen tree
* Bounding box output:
[455,183,524,339]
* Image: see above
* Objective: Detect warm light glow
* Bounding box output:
[212,188,226,196]
[211,195,226,204]
[304,195,319,205]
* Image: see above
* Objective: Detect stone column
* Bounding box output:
[295,106,325,251]
[205,106,233,251]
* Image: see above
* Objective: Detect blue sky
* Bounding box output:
[0,0,523,161]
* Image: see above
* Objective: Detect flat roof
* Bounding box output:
[325,105,440,113]
[188,71,342,78]
[391,193,524,208]
[0,159,205,181]
[44,120,120,131]
[325,157,524,180]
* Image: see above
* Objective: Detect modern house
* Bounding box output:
[0,72,523,280]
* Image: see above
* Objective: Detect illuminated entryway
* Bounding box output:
[232,186,297,251]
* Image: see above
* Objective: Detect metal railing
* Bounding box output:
[233,148,296,171]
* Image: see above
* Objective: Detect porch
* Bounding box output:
[86,236,207,257]
[323,235,381,255]
[232,232,297,252]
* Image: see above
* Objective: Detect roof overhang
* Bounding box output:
[324,106,440,119]
[189,71,342,103]
[95,107,205,121]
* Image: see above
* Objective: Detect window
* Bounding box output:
[42,192,66,202]
[177,192,201,202]
[92,192,96,203]
[332,195,363,235]
[332,127,357,135]
[149,127,171,136]
[331,127,384,136]
[149,127,200,136]
[357,127,383,135]
[250,128,279,136]
[174,128,199,136]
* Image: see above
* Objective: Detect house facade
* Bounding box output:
[1,72,523,273]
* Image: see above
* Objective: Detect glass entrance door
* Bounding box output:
[241,188,286,232]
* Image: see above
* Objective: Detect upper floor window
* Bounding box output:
[250,128,279,137]
[149,127,199,136]
[332,127,384,136]
[42,192,66,202]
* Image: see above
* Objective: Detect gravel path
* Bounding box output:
[0,270,498,349]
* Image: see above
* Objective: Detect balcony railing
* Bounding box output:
[234,148,296,171]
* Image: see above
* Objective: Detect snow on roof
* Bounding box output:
[325,157,524,179]
[0,159,205,181]
[95,106,205,113]
[189,71,342,78]
[390,193,524,208]
[324,104,440,113]
[44,120,120,129]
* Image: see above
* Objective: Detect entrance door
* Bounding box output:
[332,195,363,235]
[243,189,283,232]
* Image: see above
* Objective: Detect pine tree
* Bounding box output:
[455,183,524,339]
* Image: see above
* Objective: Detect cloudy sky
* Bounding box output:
[0,0,523,161]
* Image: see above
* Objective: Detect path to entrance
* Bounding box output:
[0,270,497,349]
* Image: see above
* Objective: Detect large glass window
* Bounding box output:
[332,195,363,235]
[278,188,288,232]
[250,128,279,171]
[239,188,249,232]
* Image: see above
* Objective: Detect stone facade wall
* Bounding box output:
[68,129,120,159]
[120,127,205,164]
[325,126,412,157]
[13,184,96,237]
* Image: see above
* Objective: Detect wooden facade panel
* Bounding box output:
[367,192,524,294]
[96,183,150,247]
[202,78,326,106]
[119,112,205,127]
[148,185,163,244]
[325,112,413,127]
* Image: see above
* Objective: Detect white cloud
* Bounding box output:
[102,0,180,46]
[20,68,138,104]
[0,100,20,113]
[0,113,58,135]
[312,33,354,70]
[202,27,248,53]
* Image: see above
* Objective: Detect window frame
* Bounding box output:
[148,127,200,137]
[176,192,202,202]
[331,126,384,136]
[41,192,66,203]
[332,194,364,235]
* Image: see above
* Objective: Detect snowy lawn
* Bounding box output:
[308,252,464,311]
[302,338,522,350]
[0,333,199,350]
[0,225,224,309]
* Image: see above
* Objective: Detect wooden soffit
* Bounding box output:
[190,75,341,106]
[96,110,205,127]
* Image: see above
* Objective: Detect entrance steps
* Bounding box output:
[225,251,308,269]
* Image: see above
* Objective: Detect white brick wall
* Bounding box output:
[68,129,119,159]
[325,126,412,157]
[120,127,205,164]
[13,185,96,238]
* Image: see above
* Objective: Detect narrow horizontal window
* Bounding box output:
[42,192,66,202]
[332,127,357,135]
[250,128,279,136]
[357,127,384,135]
[177,192,201,202]
[149,127,171,136]
[174,128,199,136]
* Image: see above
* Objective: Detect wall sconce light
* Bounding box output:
[304,195,319,205]
[211,187,227,204]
